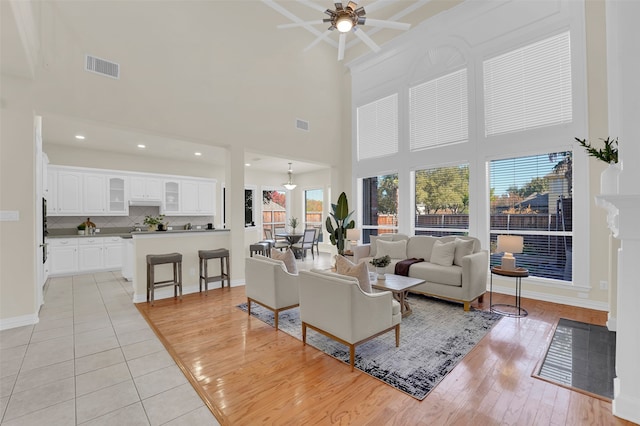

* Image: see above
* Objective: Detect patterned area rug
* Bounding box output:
[237,294,501,400]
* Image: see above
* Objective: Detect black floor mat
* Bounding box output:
[537,318,616,399]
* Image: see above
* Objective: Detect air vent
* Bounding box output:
[295,118,309,132]
[85,54,120,79]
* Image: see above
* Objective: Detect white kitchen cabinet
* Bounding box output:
[49,238,78,275]
[107,176,128,215]
[56,170,83,215]
[130,176,163,201]
[103,237,123,269]
[47,168,57,211]
[83,173,106,214]
[163,180,180,214]
[180,180,215,215]
[121,238,133,281]
[78,237,104,271]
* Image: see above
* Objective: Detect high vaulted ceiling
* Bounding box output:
[2,0,461,171]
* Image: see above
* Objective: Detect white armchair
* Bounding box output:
[298,270,401,371]
[245,256,299,330]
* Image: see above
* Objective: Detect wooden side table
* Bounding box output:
[490,266,529,317]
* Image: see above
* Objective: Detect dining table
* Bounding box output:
[275,232,304,258]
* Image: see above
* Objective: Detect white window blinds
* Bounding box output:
[410,68,468,150]
[483,31,572,137]
[357,94,398,160]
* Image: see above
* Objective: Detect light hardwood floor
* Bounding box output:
[136,256,634,426]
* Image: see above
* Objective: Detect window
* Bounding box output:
[244,188,255,227]
[361,174,398,243]
[305,189,323,242]
[415,164,469,236]
[262,190,286,238]
[357,94,399,160]
[409,68,468,150]
[489,151,572,281]
[483,31,572,136]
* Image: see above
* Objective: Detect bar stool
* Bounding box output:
[249,242,270,257]
[198,248,230,294]
[258,240,273,257]
[146,253,182,305]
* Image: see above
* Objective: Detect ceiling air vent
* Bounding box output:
[85,54,120,79]
[295,118,309,132]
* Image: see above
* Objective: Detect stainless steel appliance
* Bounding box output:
[42,197,48,263]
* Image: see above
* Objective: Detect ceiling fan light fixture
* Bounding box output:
[336,15,353,32]
[283,162,297,190]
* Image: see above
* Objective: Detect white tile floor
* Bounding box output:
[0,272,219,426]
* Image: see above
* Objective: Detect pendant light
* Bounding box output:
[283,162,297,190]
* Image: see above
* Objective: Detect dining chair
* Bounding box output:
[272,226,290,251]
[312,226,321,256]
[292,228,316,260]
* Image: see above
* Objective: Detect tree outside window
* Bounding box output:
[362,174,398,243]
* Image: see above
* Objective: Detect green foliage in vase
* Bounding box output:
[325,192,355,256]
[575,137,618,164]
[370,255,391,268]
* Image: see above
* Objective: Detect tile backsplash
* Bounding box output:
[47,206,214,231]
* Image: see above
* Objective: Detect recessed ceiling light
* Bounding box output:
[194,152,202,156]
[245,163,251,167]
[75,135,85,140]
[137,144,146,149]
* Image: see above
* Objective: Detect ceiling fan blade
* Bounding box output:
[277,20,324,29]
[364,18,411,31]
[297,0,327,13]
[303,29,333,52]
[346,1,358,11]
[353,28,380,52]
[337,33,346,61]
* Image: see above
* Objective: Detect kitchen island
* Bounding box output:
[127,229,231,303]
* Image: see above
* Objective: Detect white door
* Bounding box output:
[198,181,215,214]
[104,243,123,269]
[50,245,78,275]
[78,244,103,271]
[57,170,82,214]
[83,173,106,214]
[181,180,198,213]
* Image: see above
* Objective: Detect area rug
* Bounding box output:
[237,294,501,400]
[535,318,616,400]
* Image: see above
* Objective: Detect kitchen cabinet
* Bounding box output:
[78,237,103,271]
[49,236,123,276]
[163,180,180,214]
[107,176,128,215]
[83,173,106,214]
[49,238,78,275]
[47,168,57,210]
[130,176,163,201]
[55,170,83,215]
[180,180,215,215]
[104,237,123,269]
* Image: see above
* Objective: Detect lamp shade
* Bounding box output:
[346,228,361,241]
[496,235,523,254]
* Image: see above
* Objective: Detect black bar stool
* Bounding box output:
[146,253,182,305]
[198,248,230,294]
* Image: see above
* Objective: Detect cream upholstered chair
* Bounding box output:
[244,256,299,330]
[298,270,401,371]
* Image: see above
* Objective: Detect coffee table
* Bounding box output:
[371,274,425,317]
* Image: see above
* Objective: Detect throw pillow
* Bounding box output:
[430,240,456,267]
[376,239,407,260]
[335,255,372,293]
[271,248,298,274]
[453,238,475,266]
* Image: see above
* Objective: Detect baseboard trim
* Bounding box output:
[490,285,609,311]
[0,313,39,331]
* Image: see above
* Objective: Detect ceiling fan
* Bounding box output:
[277,1,411,61]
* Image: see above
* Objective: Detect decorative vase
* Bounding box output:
[147,224,157,232]
[376,267,386,280]
[600,163,620,195]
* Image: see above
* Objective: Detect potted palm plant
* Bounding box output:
[326,192,355,256]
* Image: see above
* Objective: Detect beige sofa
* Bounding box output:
[353,234,488,311]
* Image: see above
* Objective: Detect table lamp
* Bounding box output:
[497,235,523,271]
[346,228,361,252]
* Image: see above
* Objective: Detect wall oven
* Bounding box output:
[42,197,48,263]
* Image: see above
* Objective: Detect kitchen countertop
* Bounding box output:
[47,228,228,239]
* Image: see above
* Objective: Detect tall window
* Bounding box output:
[262,190,286,237]
[244,188,255,227]
[305,189,323,242]
[490,151,572,281]
[415,164,469,236]
[362,174,398,243]
[357,94,399,160]
[409,68,468,150]
[483,31,572,136]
